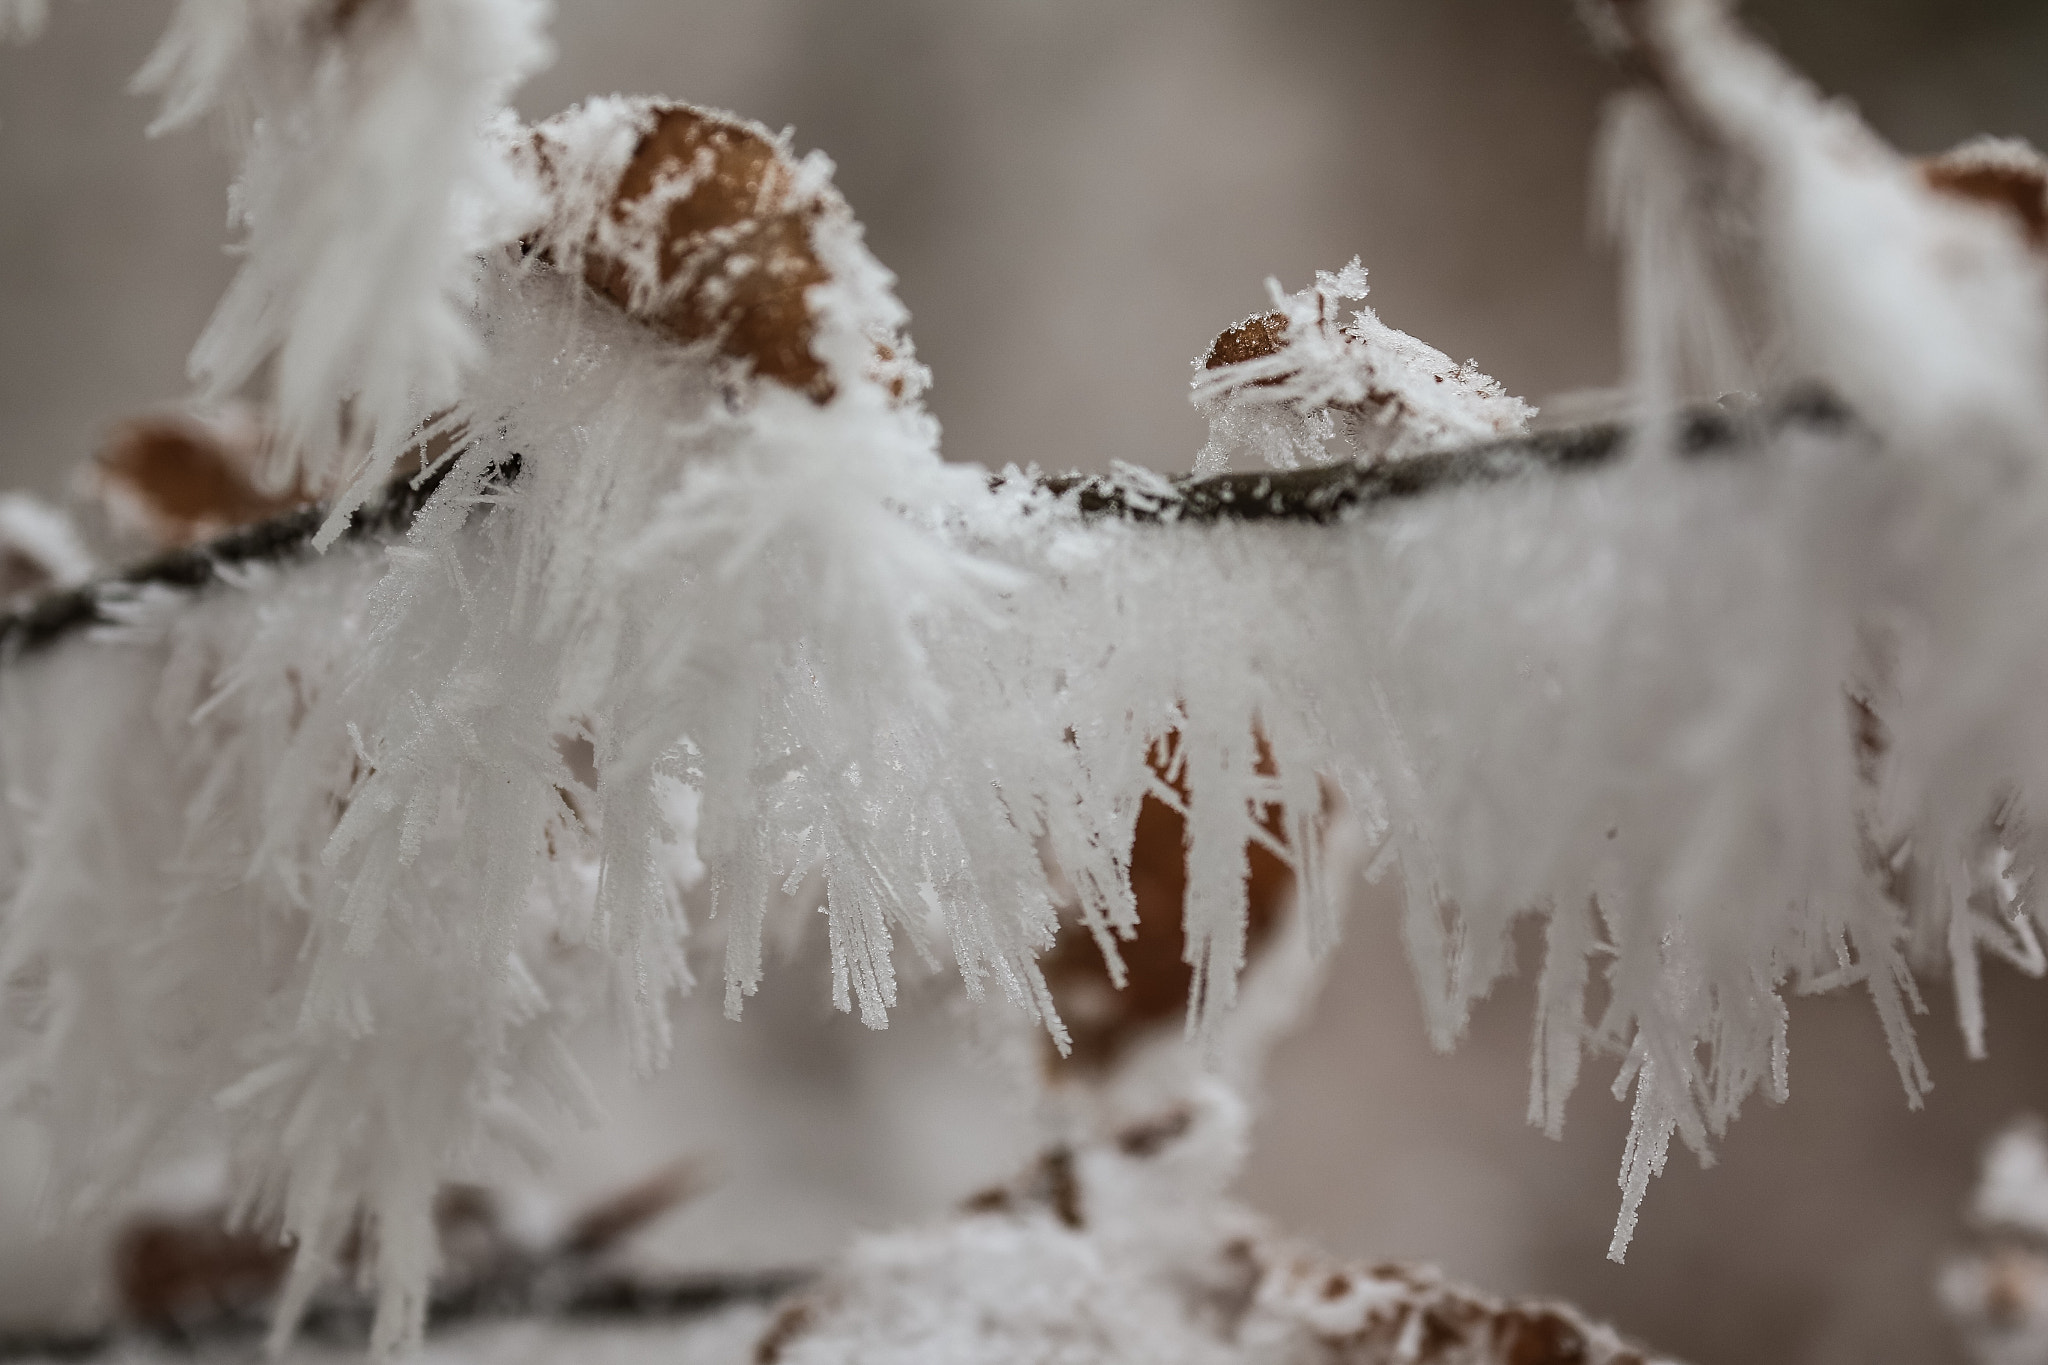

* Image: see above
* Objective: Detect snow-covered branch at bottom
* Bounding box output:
[0,1088,1676,1365]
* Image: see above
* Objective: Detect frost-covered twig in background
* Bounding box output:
[0,1091,1675,1364]
[1942,1120,2048,1365]
[0,494,90,608]
[0,446,463,658]
[0,1159,801,1360]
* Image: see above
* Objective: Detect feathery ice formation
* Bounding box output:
[5,0,2048,1349]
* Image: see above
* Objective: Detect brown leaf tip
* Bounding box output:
[610,106,833,401]
[113,1215,291,1331]
[1039,729,1297,1076]
[94,410,308,550]
[1922,136,2048,248]
[1203,311,1292,379]
[755,1298,816,1365]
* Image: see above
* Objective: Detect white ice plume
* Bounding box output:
[135,0,553,539]
[1591,0,2048,1254]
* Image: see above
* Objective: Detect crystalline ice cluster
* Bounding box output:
[6,0,2048,1349]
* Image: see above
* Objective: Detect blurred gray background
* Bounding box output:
[7,3,2048,1362]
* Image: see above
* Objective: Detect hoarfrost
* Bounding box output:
[1190,260,1533,475]
[134,0,554,540]
[10,0,2048,1342]
[0,494,90,603]
[1593,0,2048,1253]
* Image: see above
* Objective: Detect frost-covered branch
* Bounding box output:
[0,393,1851,661]
[9,0,2048,1351]
[1,1091,1676,1364]
[0,449,466,659]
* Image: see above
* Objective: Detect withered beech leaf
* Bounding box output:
[1920,139,2048,249]
[95,415,308,551]
[1204,311,1293,377]
[1039,731,1295,1074]
[534,104,838,403]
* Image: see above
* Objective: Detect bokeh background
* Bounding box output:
[7,3,2048,1362]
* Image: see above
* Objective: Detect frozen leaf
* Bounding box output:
[1191,260,1533,475]
[92,409,306,550]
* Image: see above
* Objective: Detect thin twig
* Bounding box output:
[0,1267,813,1361]
[0,392,1851,663]
[0,455,465,661]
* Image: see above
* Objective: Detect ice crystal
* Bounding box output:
[134,0,553,539]
[10,0,2048,1342]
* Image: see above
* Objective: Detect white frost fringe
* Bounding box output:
[1587,0,2048,1253]
[10,0,2048,1345]
[134,0,553,542]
